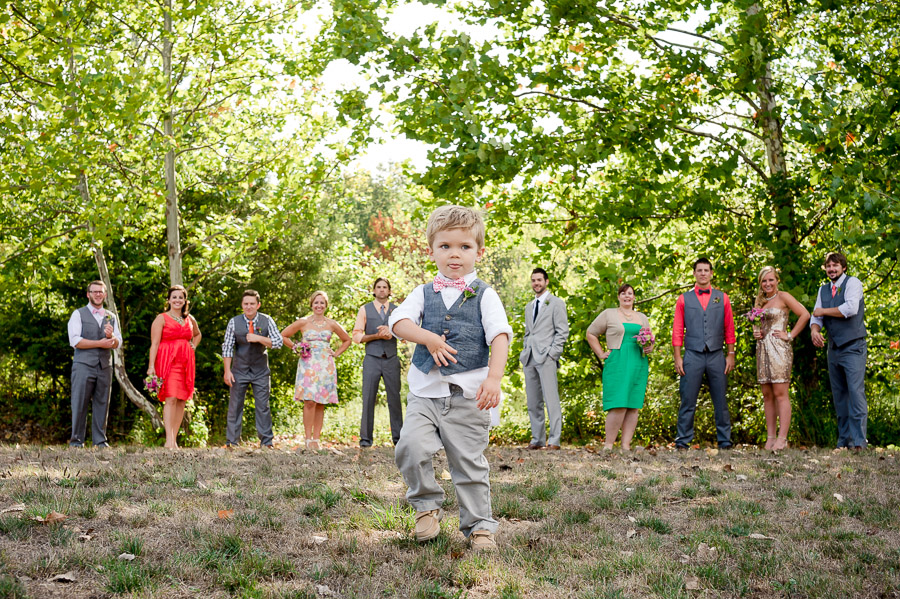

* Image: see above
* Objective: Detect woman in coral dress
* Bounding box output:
[280,290,351,450]
[752,266,809,450]
[148,285,202,449]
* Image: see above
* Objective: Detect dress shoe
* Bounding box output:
[546,444,561,450]
[675,444,689,451]
[526,442,544,450]
[414,509,443,542]
[469,529,497,552]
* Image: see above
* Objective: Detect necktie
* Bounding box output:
[533,300,539,322]
[248,320,255,334]
[379,304,387,320]
[831,284,837,298]
[697,289,710,295]
[433,276,467,292]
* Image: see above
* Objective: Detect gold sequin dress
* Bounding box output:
[756,308,793,384]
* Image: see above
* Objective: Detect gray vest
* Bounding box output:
[73,306,112,369]
[231,314,271,375]
[364,301,397,358]
[820,279,866,348]
[682,289,726,352]
[411,279,490,375]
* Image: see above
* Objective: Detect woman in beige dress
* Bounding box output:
[753,266,810,450]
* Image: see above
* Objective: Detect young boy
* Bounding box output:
[389,205,511,551]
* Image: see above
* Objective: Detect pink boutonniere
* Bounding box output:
[461,285,478,305]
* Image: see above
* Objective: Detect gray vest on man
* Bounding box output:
[364,302,397,358]
[231,315,271,376]
[73,307,112,369]
[682,290,726,352]
[820,281,866,349]
[411,279,490,375]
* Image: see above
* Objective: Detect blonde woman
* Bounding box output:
[753,266,810,450]
[281,291,351,449]
[586,284,653,450]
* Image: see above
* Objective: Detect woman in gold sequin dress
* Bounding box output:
[753,267,810,450]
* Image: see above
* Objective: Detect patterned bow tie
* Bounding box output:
[697,288,711,295]
[433,276,467,292]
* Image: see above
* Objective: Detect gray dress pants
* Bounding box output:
[360,354,403,446]
[828,338,867,448]
[676,349,732,447]
[70,362,112,446]
[226,372,274,446]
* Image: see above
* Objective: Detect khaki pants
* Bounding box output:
[395,387,498,538]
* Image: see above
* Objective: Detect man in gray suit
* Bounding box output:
[352,277,403,447]
[672,258,736,450]
[222,290,283,448]
[811,252,867,450]
[67,280,122,448]
[520,268,570,450]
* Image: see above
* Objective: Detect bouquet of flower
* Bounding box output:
[294,341,312,360]
[633,326,655,355]
[143,375,163,399]
[743,308,766,323]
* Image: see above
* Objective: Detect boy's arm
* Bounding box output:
[392,319,458,366]
[476,332,509,410]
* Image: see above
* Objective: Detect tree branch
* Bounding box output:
[671,124,769,181]
[513,89,609,112]
[1,224,88,265]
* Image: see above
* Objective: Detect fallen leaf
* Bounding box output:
[78,534,93,542]
[32,511,67,525]
[627,516,636,523]
[723,464,733,472]
[833,493,844,503]
[748,533,775,540]
[316,583,336,597]
[697,542,717,559]
[440,469,452,481]
[706,448,719,457]
[498,464,512,471]
[312,535,327,544]
[217,509,234,520]
[620,550,633,557]
[48,571,77,583]
[625,487,634,492]
[736,475,748,481]
[0,503,24,514]
[679,553,690,564]
[117,553,136,561]
[635,467,643,475]
[685,575,700,590]
[626,529,637,538]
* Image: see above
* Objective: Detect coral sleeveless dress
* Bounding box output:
[156,314,195,401]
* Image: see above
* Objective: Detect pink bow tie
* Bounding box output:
[92,308,104,315]
[433,276,467,292]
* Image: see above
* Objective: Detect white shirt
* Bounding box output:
[810,273,864,329]
[531,290,550,318]
[68,304,124,348]
[389,271,512,399]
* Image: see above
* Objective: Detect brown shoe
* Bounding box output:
[546,445,561,450]
[414,509,443,542]
[526,442,544,450]
[469,529,497,552]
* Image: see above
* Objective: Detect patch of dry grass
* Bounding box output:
[0,443,898,598]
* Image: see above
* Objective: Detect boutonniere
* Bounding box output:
[713,296,721,304]
[461,285,478,304]
[104,312,113,327]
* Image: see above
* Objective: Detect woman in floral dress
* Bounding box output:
[281,291,351,449]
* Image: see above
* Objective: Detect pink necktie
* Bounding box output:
[433,276,467,292]
[831,284,837,298]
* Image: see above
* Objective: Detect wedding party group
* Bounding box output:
[66,205,866,550]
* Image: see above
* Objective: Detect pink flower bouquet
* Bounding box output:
[633,326,655,355]
[143,375,163,399]
[294,341,312,360]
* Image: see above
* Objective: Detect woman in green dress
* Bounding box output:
[586,284,654,450]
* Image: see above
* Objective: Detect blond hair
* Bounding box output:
[309,290,329,309]
[754,266,780,308]
[425,205,485,249]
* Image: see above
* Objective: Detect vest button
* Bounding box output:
[443,330,449,334]
[445,315,452,320]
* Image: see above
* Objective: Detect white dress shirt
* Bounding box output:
[389,271,512,399]
[810,273,864,329]
[68,304,124,348]
[531,290,550,320]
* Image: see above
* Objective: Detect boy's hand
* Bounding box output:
[476,376,501,410]
[426,333,457,367]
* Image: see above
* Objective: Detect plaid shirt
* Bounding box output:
[221,313,283,358]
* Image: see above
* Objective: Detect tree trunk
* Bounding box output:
[163,0,183,287]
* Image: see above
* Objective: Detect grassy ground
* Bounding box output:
[0,442,898,599]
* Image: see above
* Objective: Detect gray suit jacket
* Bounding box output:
[520,293,569,365]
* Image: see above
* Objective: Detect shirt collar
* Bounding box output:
[436,271,477,286]
[535,290,550,303]
[694,285,713,293]
[86,304,104,314]
[831,274,847,288]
